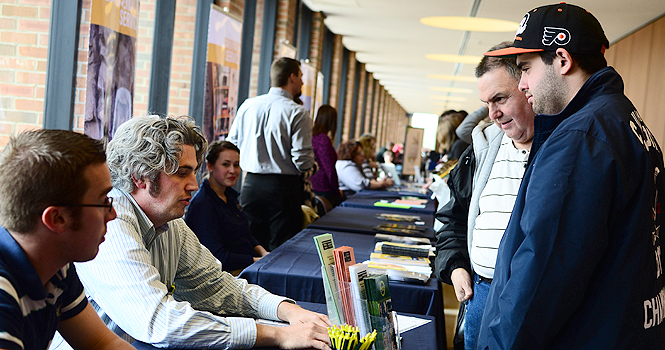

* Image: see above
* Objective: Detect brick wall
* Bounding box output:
[354,63,366,137]
[0,1,408,150]
[274,0,297,59]
[308,11,325,72]
[248,0,264,98]
[341,51,356,142]
[0,0,50,147]
[364,73,374,133]
[328,34,342,108]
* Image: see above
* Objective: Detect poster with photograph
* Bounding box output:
[299,61,316,115]
[84,0,138,142]
[402,126,424,176]
[203,5,242,142]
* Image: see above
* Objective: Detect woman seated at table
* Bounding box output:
[310,105,343,208]
[185,141,268,275]
[336,140,393,198]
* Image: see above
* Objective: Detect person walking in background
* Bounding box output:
[476,3,665,349]
[228,57,315,250]
[310,104,342,209]
[185,141,268,275]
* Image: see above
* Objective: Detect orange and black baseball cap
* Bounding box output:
[484,2,609,57]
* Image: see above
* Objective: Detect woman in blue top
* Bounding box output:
[185,141,268,275]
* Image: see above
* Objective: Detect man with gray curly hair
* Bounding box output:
[51,115,332,350]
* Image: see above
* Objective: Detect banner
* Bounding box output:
[278,41,296,59]
[300,61,316,115]
[203,5,242,142]
[85,0,138,142]
[402,126,424,176]
[313,71,324,116]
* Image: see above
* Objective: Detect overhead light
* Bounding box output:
[430,95,467,102]
[426,54,482,64]
[432,102,464,109]
[421,16,519,32]
[429,86,473,94]
[427,74,477,83]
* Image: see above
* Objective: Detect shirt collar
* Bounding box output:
[268,87,294,100]
[114,188,167,248]
[0,226,48,300]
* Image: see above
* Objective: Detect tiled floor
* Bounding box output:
[442,282,460,350]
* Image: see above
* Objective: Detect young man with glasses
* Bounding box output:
[0,129,133,350]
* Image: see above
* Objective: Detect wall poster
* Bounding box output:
[299,60,316,115]
[85,0,138,142]
[313,71,324,116]
[278,41,296,59]
[402,126,424,176]
[203,5,242,142]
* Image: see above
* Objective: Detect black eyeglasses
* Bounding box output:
[58,197,114,213]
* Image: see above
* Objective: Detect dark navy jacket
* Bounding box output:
[476,67,665,349]
[184,180,260,272]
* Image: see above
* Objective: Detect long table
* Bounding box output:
[132,301,436,350]
[307,205,436,239]
[340,193,437,215]
[239,228,445,349]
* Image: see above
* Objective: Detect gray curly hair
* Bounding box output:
[107,115,207,193]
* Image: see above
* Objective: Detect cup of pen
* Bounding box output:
[328,324,376,350]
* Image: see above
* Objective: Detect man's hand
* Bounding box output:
[256,323,332,350]
[451,268,474,302]
[255,302,333,349]
[277,302,332,328]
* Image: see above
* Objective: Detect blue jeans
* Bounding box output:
[464,273,491,350]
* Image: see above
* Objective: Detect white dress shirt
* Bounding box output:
[51,188,290,349]
[228,87,314,175]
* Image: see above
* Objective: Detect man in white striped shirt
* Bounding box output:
[434,41,535,350]
[51,116,332,350]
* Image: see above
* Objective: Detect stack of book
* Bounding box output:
[367,233,433,284]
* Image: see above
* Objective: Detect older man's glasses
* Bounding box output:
[58,197,114,213]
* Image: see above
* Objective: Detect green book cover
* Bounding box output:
[313,233,343,324]
[363,274,398,350]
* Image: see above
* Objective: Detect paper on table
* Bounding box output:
[396,313,431,333]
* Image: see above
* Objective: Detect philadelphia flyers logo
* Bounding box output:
[515,13,529,36]
[542,27,571,46]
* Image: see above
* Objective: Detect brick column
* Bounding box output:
[308,11,324,72]
[364,73,374,133]
[328,34,343,108]
[341,51,356,142]
[354,64,366,137]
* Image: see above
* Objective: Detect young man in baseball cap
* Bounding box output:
[476,3,665,349]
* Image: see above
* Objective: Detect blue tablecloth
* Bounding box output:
[239,228,445,350]
[133,301,437,350]
[308,206,436,240]
[353,186,432,199]
[340,194,437,215]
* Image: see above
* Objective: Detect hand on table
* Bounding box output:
[256,302,332,349]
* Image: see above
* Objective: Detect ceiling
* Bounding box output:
[302,0,665,116]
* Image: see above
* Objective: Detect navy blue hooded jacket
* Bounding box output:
[476,67,665,349]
